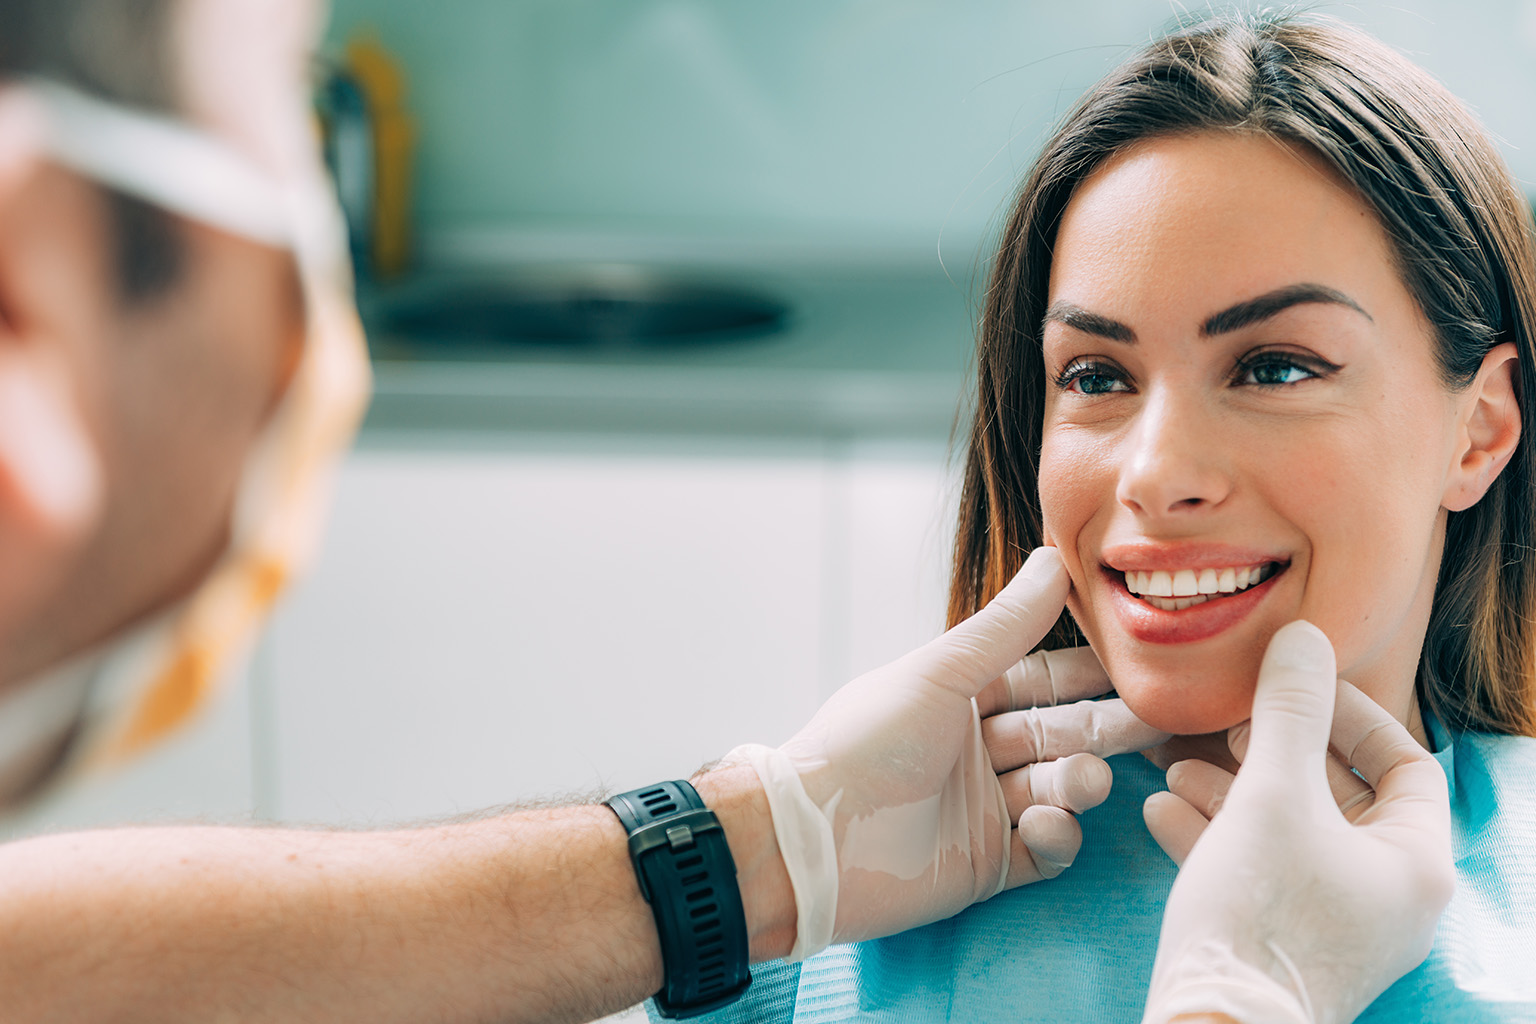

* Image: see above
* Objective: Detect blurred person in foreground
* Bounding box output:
[0,1,1453,1022]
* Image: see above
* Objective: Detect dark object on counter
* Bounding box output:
[377,264,789,348]
[317,66,373,275]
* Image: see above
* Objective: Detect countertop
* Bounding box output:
[355,237,983,440]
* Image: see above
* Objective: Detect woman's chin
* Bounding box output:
[1112,671,1256,737]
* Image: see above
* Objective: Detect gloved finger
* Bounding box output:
[984,697,1170,773]
[1230,722,1374,821]
[976,646,1110,718]
[908,546,1069,700]
[999,752,1112,823]
[1162,751,1374,828]
[1143,791,1208,866]
[1325,750,1377,822]
[1329,679,1449,830]
[1238,620,1337,778]
[1165,758,1233,819]
[1329,679,1431,792]
[1005,804,1082,886]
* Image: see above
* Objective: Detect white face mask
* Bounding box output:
[0,75,370,779]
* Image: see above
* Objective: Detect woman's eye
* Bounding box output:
[1238,357,1317,387]
[1057,362,1130,395]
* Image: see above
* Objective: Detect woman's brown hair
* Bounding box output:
[949,11,1536,735]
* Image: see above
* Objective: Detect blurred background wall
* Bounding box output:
[324,0,1536,257]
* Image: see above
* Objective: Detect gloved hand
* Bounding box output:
[1141,621,1455,1024]
[728,546,1167,961]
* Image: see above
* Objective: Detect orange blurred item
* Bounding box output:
[345,32,416,278]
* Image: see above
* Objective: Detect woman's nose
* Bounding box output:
[1115,390,1233,519]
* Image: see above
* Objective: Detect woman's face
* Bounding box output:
[1039,131,1473,736]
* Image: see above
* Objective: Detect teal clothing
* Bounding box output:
[674,724,1536,1022]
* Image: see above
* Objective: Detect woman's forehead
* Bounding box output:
[1047,131,1402,328]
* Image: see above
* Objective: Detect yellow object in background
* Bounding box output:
[345,33,416,279]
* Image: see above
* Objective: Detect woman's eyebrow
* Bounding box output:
[1042,284,1371,343]
[1041,302,1136,342]
[1202,283,1373,335]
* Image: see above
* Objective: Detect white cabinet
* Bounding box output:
[263,435,837,824]
[262,432,955,826]
[829,439,957,694]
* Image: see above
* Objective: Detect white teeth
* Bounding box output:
[1122,562,1278,606]
[1145,593,1213,611]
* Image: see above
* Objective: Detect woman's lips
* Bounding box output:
[1101,561,1288,645]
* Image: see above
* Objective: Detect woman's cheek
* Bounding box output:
[1036,431,1072,548]
[1039,431,1112,663]
[1037,428,1111,575]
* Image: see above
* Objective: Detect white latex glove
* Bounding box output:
[729,546,1167,961]
[1141,621,1455,1024]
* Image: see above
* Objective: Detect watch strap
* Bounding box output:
[606,780,752,1018]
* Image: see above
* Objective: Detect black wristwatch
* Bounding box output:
[605,780,752,1018]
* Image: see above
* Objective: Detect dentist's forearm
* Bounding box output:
[0,763,793,1024]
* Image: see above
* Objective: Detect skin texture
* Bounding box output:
[0,763,795,1024]
[1038,131,1520,740]
[0,164,302,690]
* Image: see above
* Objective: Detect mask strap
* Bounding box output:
[24,78,291,248]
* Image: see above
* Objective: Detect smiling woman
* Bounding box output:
[954,23,1536,746]
[689,10,1536,1023]
[1035,130,1521,741]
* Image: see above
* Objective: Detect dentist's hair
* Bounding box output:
[0,0,184,301]
[949,11,1536,734]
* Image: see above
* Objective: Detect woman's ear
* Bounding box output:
[1443,341,1521,512]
